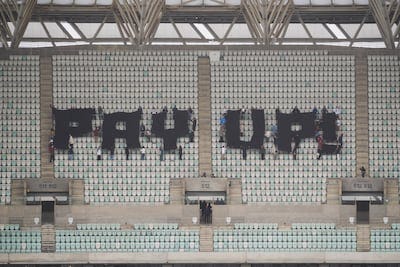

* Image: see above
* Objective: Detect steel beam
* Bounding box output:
[242,0,294,45]
[112,0,164,45]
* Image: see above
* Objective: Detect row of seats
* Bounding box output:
[77,50,208,56]
[0,224,41,253]
[371,224,400,251]
[221,50,328,56]
[56,223,199,253]
[77,224,120,231]
[368,56,400,180]
[0,55,40,205]
[242,177,327,203]
[214,223,356,252]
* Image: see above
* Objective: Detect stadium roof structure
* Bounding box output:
[0,0,399,49]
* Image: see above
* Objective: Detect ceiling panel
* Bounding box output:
[44,22,69,38]
[176,24,201,39]
[228,24,251,38]
[207,24,231,39]
[75,23,101,38]
[96,24,122,38]
[305,24,334,39]
[154,24,180,38]
[23,22,48,38]
[284,24,309,38]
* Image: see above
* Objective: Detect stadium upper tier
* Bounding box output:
[53,50,200,203]
[0,55,40,204]
[368,55,400,179]
[0,50,399,206]
[211,50,355,203]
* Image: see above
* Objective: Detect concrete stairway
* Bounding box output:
[198,58,212,177]
[11,180,25,205]
[227,179,242,204]
[40,56,54,180]
[326,178,341,204]
[355,53,369,177]
[41,224,56,253]
[70,179,85,205]
[356,224,370,252]
[170,179,185,205]
[199,226,213,252]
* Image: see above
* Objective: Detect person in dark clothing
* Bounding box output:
[292,106,300,114]
[273,133,279,159]
[68,145,74,160]
[48,140,55,163]
[187,107,192,120]
[200,201,206,224]
[178,145,183,160]
[336,133,343,154]
[189,131,194,142]
[125,147,129,160]
[292,133,301,154]
[242,145,247,160]
[260,145,265,160]
[110,147,115,160]
[98,106,103,120]
[138,106,143,119]
[140,123,145,137]
[163,106,168,113]
[192,117,197,132]
[360,166,366,177]
[173,106,178,120]
[317,135,324,160]
[159,145,164,161]
[206,203,212,224]
[322,106,328,115]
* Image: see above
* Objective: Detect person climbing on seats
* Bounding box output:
[336,133,343,154]
[316,134,324,160]
[292,133,300,160]
[140,123,146,137]
[125,147,129,160]
[68,144,74,160]
[178,145,183,160]
[260,145,265,160]
[192,117,197,132]
[96,146,102,160]
[221,145,226,160]
[140,146,146,160]
[242,144,247,160]
[159,145,164,161]
[69,134,74,149]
